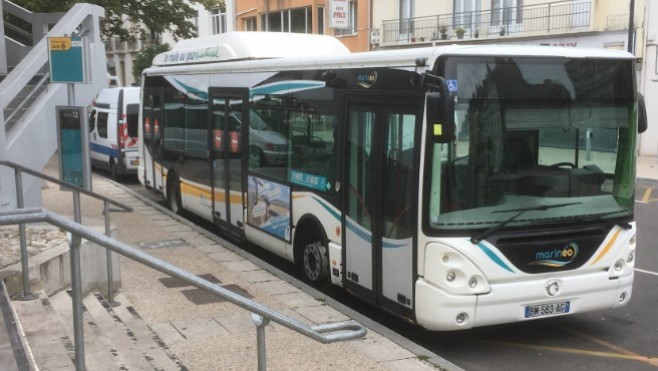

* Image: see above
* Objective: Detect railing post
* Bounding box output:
[14,168,37,301]
[70,191,86,371]
[103,201,119,307]
[547,3,552,33]
[252,313,270,371]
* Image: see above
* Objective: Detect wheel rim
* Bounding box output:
[303,241,327,282]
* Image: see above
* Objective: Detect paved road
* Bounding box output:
[120,173,658,371]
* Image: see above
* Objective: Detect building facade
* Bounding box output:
[233,1,370,52]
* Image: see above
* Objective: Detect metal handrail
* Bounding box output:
[4,71,50,125]
[0,160,132,212]
[0,207,368,369]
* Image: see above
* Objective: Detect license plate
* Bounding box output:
[130,159,139,166]
[524,301,570,318]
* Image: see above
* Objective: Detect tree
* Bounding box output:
[132,43,170,84]
[13,0,223,42]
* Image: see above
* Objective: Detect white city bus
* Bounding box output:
[139,32,645,330]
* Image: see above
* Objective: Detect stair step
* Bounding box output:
[48,290,122,371]
[11,291,75,371]
[13,290,187,371]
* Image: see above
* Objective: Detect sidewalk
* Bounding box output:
[0,156,459,371]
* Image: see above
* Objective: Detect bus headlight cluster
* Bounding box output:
[608,233,636,279]
[424,243,491,295]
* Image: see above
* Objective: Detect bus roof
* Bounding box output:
[152,31,350,66]
[147,33,635,76]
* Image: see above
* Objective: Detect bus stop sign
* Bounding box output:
[48,36,86,83]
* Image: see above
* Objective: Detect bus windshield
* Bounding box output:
[427,56,636,233]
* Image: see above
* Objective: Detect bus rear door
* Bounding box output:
[210,89,247,234]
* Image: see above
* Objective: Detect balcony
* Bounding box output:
[381,0,591,45]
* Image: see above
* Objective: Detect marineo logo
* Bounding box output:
[357,71,377,88]
[530,242,578,267]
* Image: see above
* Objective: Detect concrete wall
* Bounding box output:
[2,228,122,298]
[639,0,658,156]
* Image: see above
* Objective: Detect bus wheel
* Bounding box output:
[302,241,329,284]
[167,176,182,214]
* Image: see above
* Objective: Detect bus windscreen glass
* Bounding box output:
[428,57,636,232]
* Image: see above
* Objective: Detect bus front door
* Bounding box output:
[210,91,246,234]
[344,98,420,317]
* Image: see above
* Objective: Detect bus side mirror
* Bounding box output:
[426,92,455,143]
[638,93,647,134]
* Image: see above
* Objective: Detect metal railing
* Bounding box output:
[0,160,131,303]
[0,160,367,371]
[382,0,591,44]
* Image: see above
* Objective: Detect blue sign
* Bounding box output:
[48,36,86,83]
[57,106,85,188]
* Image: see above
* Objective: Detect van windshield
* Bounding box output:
[127,103,139,138]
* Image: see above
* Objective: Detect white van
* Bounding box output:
[89,87,140,178]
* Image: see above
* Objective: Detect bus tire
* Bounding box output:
[302,240,329,284]
[167,175,183,214]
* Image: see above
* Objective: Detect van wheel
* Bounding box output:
[167,176,183,214]
[302,241,329,284]
[109,159,119,180]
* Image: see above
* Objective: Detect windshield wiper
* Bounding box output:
[470,202,582,244]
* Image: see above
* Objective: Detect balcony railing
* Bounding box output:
[382,0,591,44]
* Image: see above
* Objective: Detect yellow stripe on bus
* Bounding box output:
[591,228,621,265]
[180,182,242,203]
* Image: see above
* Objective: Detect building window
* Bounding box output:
[243,17,256,31]
[491,0,523,27]
[399,0,414,35]
[335,2,357,36]
[261,7,312,33]
[453,0,481,29]
[212,7,227,34]
[317,7,325,34]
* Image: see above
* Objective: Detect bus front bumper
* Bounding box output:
[415,270,633,331]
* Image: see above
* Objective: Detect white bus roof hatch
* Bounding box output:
[152,32,351,66]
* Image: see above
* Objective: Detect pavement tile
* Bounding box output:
[235,269,277,283]
[206,249,242,262]
[274,292,324,309]
[380,357,437,371]
[256,280,301,295]
[349,337,416,363]
[294,304,350,324]
[219,260,260,272]
[214,312,256,334]
[171,317,229,340]
[151,322,186,344]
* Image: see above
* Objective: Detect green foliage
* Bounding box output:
[132,43,170,84]
[12,0,224,42]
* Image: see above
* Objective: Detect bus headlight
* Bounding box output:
[424,243,490,295]
[609,233,635,279]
